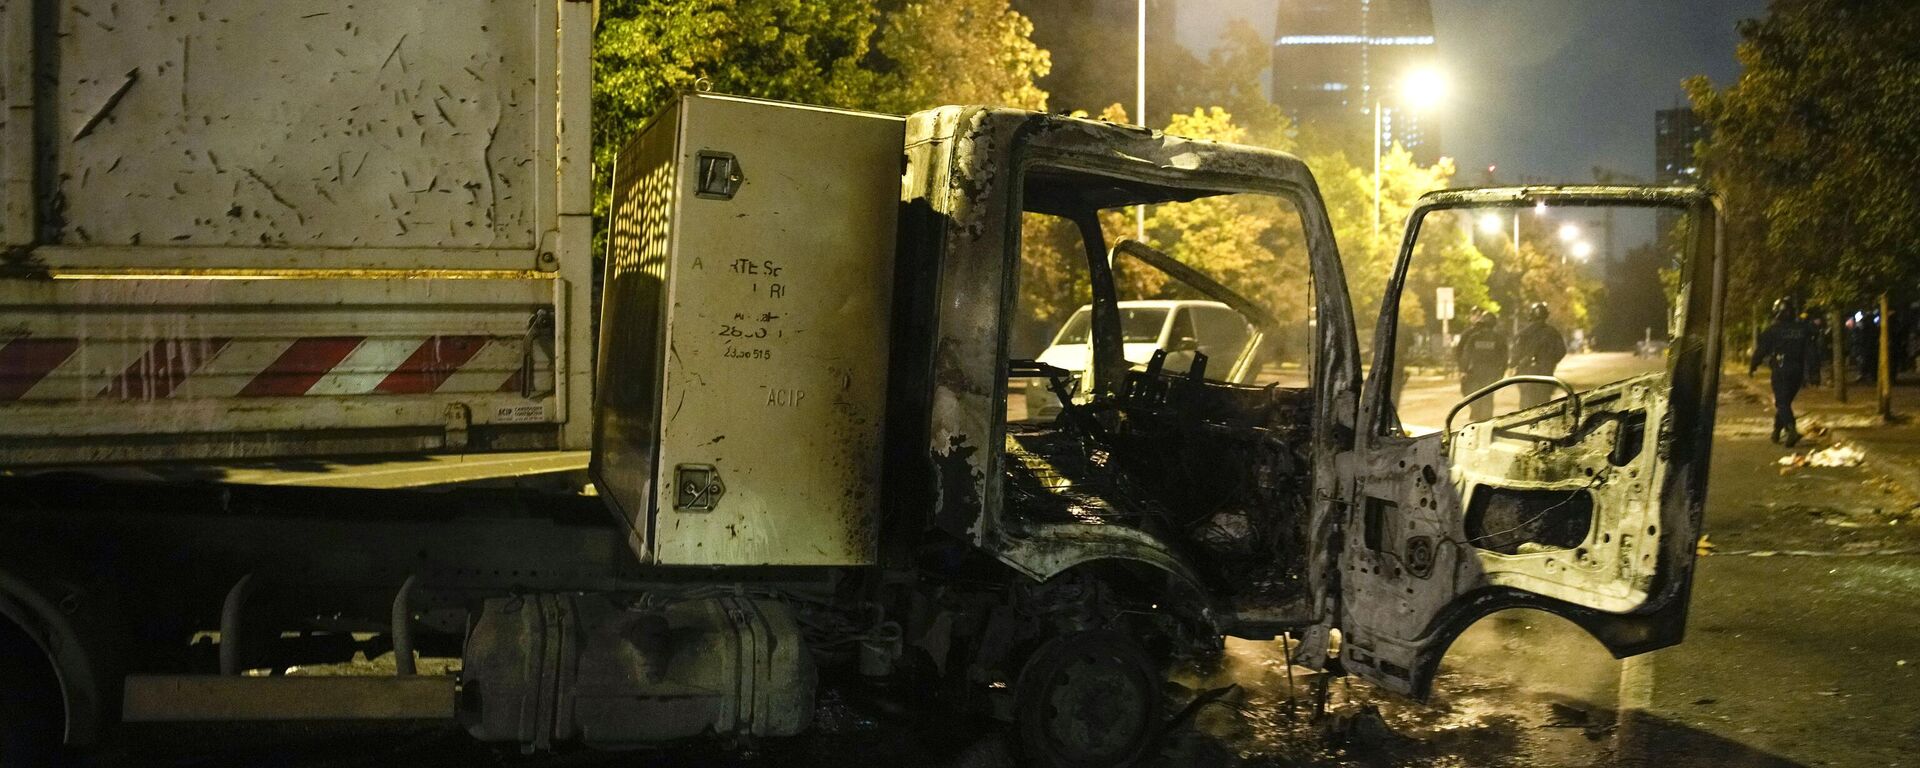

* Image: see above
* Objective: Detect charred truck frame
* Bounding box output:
[1,67,1723,767]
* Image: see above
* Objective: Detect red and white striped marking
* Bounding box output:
[0,335,530,403]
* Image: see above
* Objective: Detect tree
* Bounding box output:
[1685,0,1920,312]
[1305,143,1483,330]
[593,1,877,186]
[1010,105,1486,368]
[866,0,1050,114]
[592,0,1051,243]
[1136,108,1310,324]
[1014,106,1312,355]
[1173,20,1293,146]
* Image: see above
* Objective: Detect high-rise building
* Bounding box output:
[1271,0,1440,163]
[1654,107,1709,249]
[1654,108,1708,185]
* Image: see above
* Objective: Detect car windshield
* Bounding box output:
[1051,307,1169,345]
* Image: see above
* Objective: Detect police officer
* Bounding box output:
[1750,297,1815,446]
[1512,302,1568,409]
[1455,308,1509,422]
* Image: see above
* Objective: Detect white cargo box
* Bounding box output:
[0,0,596,466]
[593,95,903,567]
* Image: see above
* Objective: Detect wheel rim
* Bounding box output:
[1043,651,1149,758]
[1018,632,1160,767]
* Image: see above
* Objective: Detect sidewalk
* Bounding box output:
[1734,365,1920,511]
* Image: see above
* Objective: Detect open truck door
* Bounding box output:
[1335,187,1724,697]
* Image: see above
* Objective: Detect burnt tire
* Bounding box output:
[1013,631,1163,768]
[0,617,67,768]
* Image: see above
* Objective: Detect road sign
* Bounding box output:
[1435,287,1455,321]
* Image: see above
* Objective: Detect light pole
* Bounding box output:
[1373,68,1448,243]
[1135,0,1146,242]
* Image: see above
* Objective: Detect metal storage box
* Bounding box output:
[594,94,903,566]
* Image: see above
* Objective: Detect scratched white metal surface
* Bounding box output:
[600,95,903,567]
[0,1,596,467]
[47,0,538,249]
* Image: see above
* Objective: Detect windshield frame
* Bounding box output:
[1365,186,1717,438]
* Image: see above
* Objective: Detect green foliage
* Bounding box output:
[591,0,1050,246]
[1173,21,1294,146]
[1139,108,1308,324]
[1686,0,1920,311]
[867,0,1051,114]
[1011,105,1489,367]
[1305,143,1484,329]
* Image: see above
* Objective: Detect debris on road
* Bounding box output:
[1778,441,1867,472]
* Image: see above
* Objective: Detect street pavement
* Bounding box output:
[1626,367,1920,767]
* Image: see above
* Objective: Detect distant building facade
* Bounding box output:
[1654,107,1707,185]
[1271,0,1440,163]
[1655,107,1709,248]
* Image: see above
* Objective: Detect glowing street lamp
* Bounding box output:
[1401,67,1449,111]
[1373,67,1449,241]
[1558,222,1581,243]
[1571,240,1595,261]
[1477,213,1505,236]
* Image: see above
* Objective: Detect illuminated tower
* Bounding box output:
[1271,0,1440,163]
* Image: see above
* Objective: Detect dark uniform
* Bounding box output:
[1512,307,1568,409]
[1455,315,1509,422]
[1751,303,1815,445]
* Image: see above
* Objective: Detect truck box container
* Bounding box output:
[0,0,595,466]
[593,95,902,566]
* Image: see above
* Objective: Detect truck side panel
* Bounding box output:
[0,0,594,465]
[594,95,902,566]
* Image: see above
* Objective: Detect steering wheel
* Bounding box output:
[1441,375,1582,451]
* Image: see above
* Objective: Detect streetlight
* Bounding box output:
[1558,222,1581,243]
[1570,240,1595,261]
[1373,67,1448,241]
[1477,213,1504,236]
[1134,0,1146,242]
[1401,68,1448,111]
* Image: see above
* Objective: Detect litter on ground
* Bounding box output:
[1778,442,1867,470]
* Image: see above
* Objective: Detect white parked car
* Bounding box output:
[1023,300,1254,419]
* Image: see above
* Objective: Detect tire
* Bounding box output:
[1013,630,1163,768]
[0,618,67,768]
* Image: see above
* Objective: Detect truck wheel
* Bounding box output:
[1013,630,1163,768]
[0,618,67,768]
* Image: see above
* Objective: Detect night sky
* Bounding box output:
[1177,0,1768,184]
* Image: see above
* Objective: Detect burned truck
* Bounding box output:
[1,77,1724,765]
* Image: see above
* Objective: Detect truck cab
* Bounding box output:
[590,94,1725,759]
